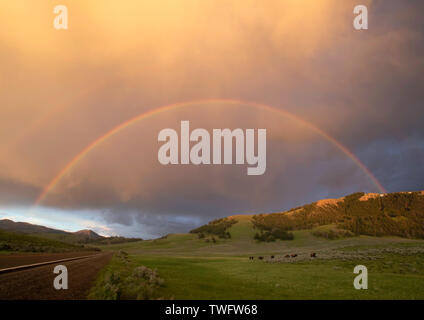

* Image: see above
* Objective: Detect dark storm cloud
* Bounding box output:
[0,177,40,206]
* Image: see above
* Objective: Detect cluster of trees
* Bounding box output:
[93,237,142,245]
[312,229,354,240]
[254,229,294,242]
[252,191,424,239]
[190,218,237,239]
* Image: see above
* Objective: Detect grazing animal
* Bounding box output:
[285,254,290,258]
[291,254,298,258]
[310,252,317,258]
[258,256,264,260]
[270,255,275,259]
[249,256,254,260]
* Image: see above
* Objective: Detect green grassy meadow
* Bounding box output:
[89,217,424,299]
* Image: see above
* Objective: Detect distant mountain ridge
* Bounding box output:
[0,219,68,234]
[73,229,104,241]
[0,219,104,243]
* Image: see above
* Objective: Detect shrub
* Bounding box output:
[0,243,12,251]
[92,265,165,300]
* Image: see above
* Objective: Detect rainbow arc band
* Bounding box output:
[34,99,386,207]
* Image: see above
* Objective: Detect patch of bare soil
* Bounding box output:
[0,253,112,300]
[315,198,344,207]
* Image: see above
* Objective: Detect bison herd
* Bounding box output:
[249,252,317,260]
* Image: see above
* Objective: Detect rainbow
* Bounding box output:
[34,99,386,206]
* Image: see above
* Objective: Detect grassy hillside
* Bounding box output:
[188,191,424,243]
[0,230,90,253]
[251,191,424,240]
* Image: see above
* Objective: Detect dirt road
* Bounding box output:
[0,251,100,269]
[0,253,112,299]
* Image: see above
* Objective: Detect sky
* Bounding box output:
[0,0,423,238]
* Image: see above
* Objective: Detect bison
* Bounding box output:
[258,256,264,260]
[290,254,298,258]
[284,254,290,258]
[270,255,275,259]
[310,252,317,258]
